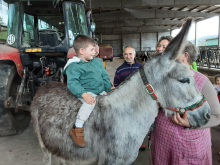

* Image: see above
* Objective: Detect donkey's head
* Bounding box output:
[146,18,211,127]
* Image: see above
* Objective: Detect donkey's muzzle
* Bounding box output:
[187,101,211,127]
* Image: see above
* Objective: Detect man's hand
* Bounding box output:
[172,112,191,128]
[82,93,96,105]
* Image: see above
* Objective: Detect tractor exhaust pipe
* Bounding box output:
[87,10,92,37]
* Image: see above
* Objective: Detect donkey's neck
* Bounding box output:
[103,69,159,134]
[108,71,149,112]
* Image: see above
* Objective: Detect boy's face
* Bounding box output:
[216,77,220,85]
[80,44,96,62]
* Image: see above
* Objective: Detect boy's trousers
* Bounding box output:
[76,91,107,125]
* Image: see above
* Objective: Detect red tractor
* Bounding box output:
[0,0,97,136]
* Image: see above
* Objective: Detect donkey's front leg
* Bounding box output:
[59,158,67,165]
[60,159,68,165]
[42,147,51,165]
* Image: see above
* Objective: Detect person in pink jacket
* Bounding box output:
[151,41,220,165]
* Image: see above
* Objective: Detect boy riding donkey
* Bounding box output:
[63,35,115,147]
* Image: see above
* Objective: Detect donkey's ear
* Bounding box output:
[163,18,192,61]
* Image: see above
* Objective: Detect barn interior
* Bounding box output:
[0,0,220,164]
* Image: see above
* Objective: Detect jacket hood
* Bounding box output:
[63,56,81,71]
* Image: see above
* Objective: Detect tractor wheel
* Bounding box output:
[0,61,30,136]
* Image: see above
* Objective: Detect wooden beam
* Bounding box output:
[178,17,185,21]
[197,6,212,12]
[188,6,199,11]
[208,7,220,13]
[168,7,174,10]
[178,6,187,11]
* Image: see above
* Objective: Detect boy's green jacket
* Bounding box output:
[63,56,112,98]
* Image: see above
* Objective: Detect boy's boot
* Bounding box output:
[69,126,86,147]
[139,143,146,151]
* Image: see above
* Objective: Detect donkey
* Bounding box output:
[30,18,211,165]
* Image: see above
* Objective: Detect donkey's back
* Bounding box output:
[30,82,101,163]
[30,81,143,165]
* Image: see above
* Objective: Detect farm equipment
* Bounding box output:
[0,0,97,136]
[99,43,113,61]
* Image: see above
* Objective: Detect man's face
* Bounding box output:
[124,47,136,64]
[81,44,96,61]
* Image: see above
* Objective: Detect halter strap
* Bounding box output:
[139,66,161,106]
[167,96,206,116]
[139,65,207,116]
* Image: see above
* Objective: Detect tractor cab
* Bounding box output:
[6,0,92,54]
[0,0,96,137]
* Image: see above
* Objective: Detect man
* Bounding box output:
[114,46,142,87]
[113,46,145,150]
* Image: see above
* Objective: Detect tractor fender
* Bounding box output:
[0,45,23,77]
[67,45,99,58]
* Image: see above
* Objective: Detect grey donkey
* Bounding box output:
[30,18,211,165]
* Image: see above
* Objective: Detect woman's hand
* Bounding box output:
[172,112,191,128]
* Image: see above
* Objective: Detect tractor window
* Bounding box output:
[37,16,65,47]
[38,20,49,30]
[38,17,62,31]
[22,13,35,47]
[7,3,20,47]
[65,2,88,47]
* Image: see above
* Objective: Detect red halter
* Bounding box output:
[139,65,207,116]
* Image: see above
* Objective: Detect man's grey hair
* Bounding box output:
[123,46,136,55]
[182,41,198,65]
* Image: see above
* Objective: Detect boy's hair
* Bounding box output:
[73,35,96,54]
[182,41,198,65]
[215,74,220,83]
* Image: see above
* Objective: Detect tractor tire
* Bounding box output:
[0,61,30,136]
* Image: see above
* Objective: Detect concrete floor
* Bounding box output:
[0,58,219,165]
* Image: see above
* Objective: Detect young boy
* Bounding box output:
[213,74,220,103]
[63,35,114,147]
[214,74,220,93]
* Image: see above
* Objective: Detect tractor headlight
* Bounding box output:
[90,22,96,32]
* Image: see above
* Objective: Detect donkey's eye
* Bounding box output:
[179,78,190,84]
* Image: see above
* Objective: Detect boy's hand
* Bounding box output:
[111,83,115,90]
[82,93,95,105]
